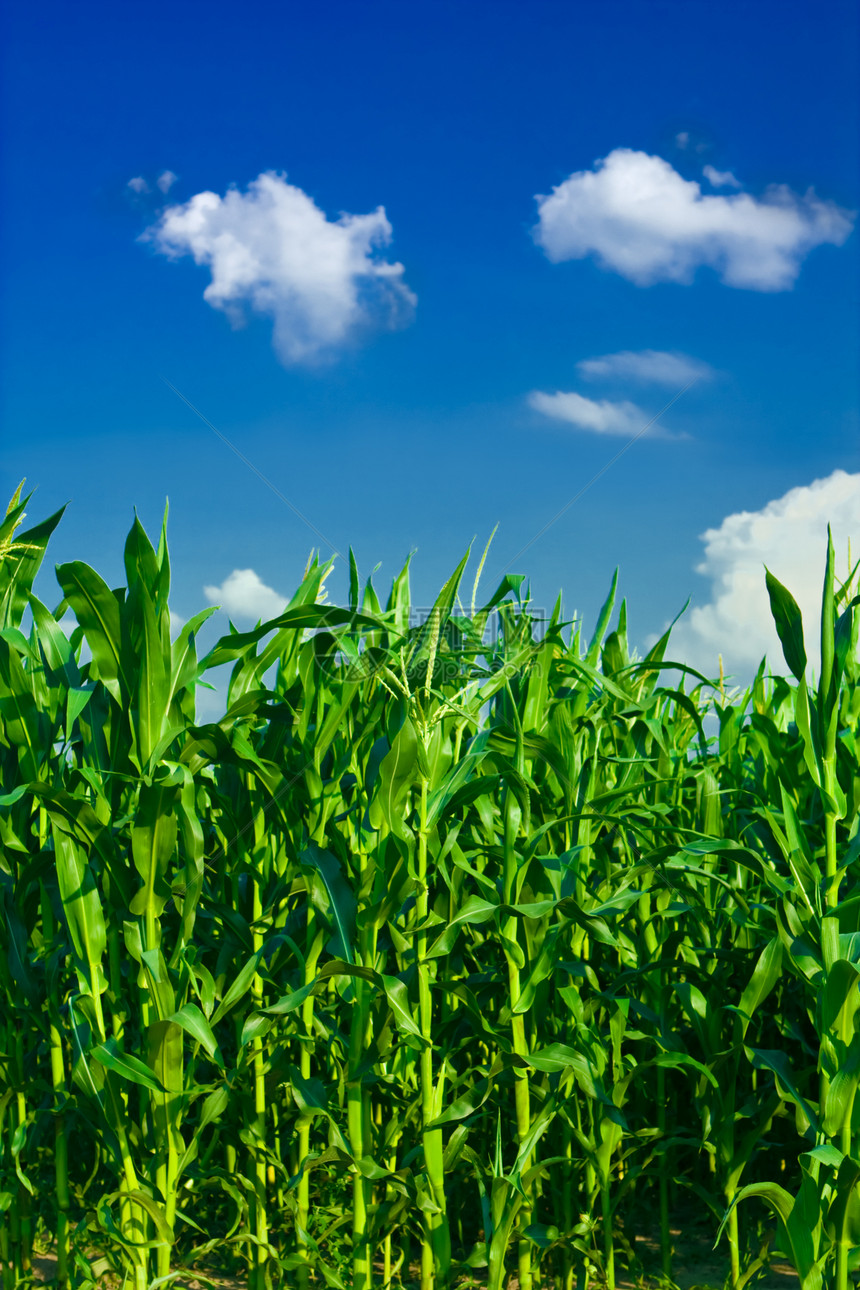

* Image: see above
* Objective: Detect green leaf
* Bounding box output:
[210,948,265,1027]
[745,1047,818,1130]
[92,1038,166,1093]
[168,1002,225,1067]
[765,568,807,681]
[368,716,419,841]
[52,825,107,994]
[379,973,424,1040]
[426,1075,494,1129]
[55,560,128,701]
[737,937,783,1036]
[302,844,356,964]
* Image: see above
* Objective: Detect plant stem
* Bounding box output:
[252,875,269,1290]
[417,775,451,1290]
[297,923,325,1290]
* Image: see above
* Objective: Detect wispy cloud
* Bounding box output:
[156,169,178,194]
[665,470,860,680]
[703,164,741,190]
[204,568,287,622]
[528,389,678,437]
[576,349,714,386]
[534,147,854,290]
[142,171,416,364]
[128,176,149,194]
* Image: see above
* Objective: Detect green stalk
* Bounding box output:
[348,837,375,1290]
[0,1087,14,1290]
[251,875,269,1290]
[640,895,671,1281]
[42,887,70,1290]
[502,787,533,1290]
[725,1184,741,1290]
[600,1175,614,1290]
[560,1114,574,1290]
[656,1066,671,1280]
[296,922,325,1290]
[11,1034,31,1283]
[106,1077,149,1290]
[417,775,451,1290]
[348,974,372,1290]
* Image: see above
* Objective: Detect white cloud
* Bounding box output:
[703,164,741,190]
[142,170,416,363]
[576,349,714,386]
[203,569,287,622]
[529,390,661,436]
[157,169,178,194]
[666,470,860,682]
[128,176,150,194]
[534,148,854,290]
[675,132,690,150]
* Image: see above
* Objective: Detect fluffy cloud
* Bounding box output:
[142,171,416,363]
[534,148,854,290]
[204,569,287,622]
[157,169,178,194]
[128,176,149,194]
[576,349,713,386]
[529,390,656,436]
[666,470,860,682]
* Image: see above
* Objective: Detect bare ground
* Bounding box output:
[28,1229,799,1290]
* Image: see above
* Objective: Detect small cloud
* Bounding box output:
[528,390,672,437]
[534,148,855,290]
[157,169,178,194]
[664,470,860,681]
[141,170,416,365]
[576,349,714,387]
[675,131,690,150]
[203,568,287,622]
[128,176,150,194]
[703,164,741,189]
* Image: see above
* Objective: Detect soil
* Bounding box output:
[28,1229,800,1290]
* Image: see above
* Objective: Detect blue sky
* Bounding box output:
[3,0,858,688]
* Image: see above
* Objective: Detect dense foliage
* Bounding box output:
[1,483,859,1290]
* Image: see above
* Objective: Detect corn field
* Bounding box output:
[1,481,859,1290]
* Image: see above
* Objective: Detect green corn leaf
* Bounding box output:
[287,1064,350,1153]
[52,824,107,996]
[134,584,169,769]
[168,1003,225,1067]
[92,1038,167,1093]
[745,1047,818,1131]
[736,936,783,1037]
[55,560,128,701]
[210,947,265,1026]
[586,569,618,667]
[202,604,383,670]
[367,716,419,842]
[0,504,66,629]
[302,844,356,963]
[765,568,807,681]
[426,1075,494,1129]
[379,972,424,1040]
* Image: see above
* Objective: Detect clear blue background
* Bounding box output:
[2,0,858,645]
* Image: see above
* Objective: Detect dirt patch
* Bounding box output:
[617,1225,798,1289]
[28,1234,799,1289]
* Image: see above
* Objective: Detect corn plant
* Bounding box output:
[1,483,858,1290]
